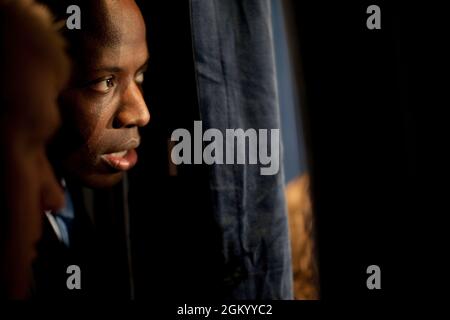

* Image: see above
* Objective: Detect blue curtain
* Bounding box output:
[190,0,293,299]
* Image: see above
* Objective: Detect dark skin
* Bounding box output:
[56,0,150,188]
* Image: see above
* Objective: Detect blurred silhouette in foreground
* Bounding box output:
[0,0,69,299]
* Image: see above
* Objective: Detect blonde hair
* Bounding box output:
[0,0,70,97]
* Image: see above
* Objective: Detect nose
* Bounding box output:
[115,82,150,129]
[40,156,65,212]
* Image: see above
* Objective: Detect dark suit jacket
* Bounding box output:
[32,179,133,299]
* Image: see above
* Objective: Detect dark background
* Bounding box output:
[290,1,410,300]
[130,0,439,302]
[129,0,224,301]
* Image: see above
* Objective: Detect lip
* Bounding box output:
[100,138,140,171]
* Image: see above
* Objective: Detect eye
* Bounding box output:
[136,72,145,85]
[89,77,115,93]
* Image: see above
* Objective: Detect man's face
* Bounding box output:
[57,0,150,188]
[1,53,65,298]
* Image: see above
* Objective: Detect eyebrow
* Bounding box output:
[91,58,150,74]
[91,66,122,73]
[138,59,149,72]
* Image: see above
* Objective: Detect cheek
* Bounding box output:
[6,150,42,242]
[63,93,115,151]
[6,148,38,201]
[73,100,103,138]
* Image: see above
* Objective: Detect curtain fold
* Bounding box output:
[190,0,293,299]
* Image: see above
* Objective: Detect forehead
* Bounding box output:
[79,0,146,48]
[71,1,147,69]
[74,35,148,74]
